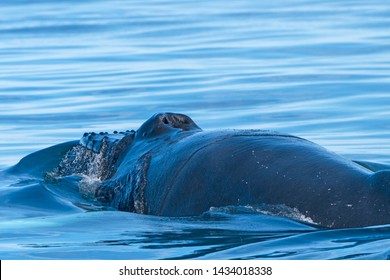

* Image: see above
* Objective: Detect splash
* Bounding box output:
[78,175,102,200]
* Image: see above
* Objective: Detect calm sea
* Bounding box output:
[1,0,390,259]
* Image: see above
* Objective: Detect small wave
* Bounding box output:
[42,173,108,211]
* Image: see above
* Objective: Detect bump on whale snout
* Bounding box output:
[136,112,201,139]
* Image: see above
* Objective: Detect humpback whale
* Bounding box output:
[8,113,390,228]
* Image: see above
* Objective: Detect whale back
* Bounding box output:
[370,170,390,196]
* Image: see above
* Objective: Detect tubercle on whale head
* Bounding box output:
[134,112,202,141]
[55,129,136,180]
[80,130,135,153]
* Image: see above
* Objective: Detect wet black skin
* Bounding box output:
[9,113,390,228]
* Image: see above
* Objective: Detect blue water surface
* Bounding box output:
[1,0,390,259]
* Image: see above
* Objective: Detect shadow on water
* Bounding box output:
[97,228,307,260]
[198,225,390,260]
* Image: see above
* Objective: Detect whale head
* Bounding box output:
[135,112,201,141]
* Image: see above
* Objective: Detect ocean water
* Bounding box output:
[1,0,390,259]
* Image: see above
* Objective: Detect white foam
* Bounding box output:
[78,175,101,200]
[208,204,316,225]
